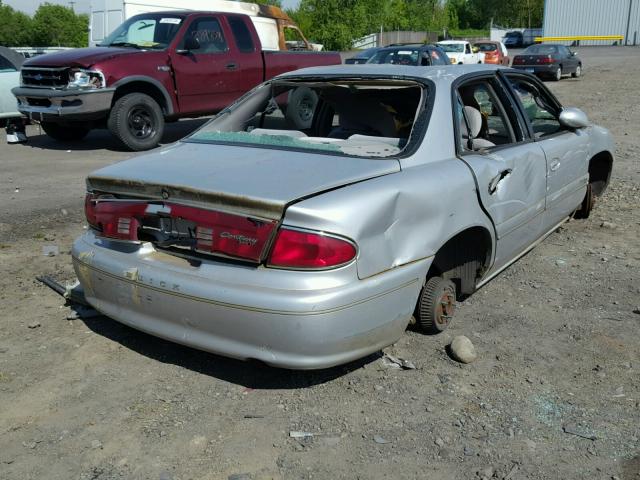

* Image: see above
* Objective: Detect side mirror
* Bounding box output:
[559,107,590,128]
[177,36,200,54]
[571,51,577,56]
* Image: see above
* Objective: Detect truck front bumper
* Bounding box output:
[12,86,115,122]
[72,231,429,370]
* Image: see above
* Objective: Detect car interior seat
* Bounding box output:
[461,106,495,150]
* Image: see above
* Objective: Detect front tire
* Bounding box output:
[574,183,594,219]
[41,122,89,141]
[572,64,582,78]
[416,276,457,334]
[108,92,164,151]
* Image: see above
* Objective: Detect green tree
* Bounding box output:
[31,3,88,47]
[0,2,33,47]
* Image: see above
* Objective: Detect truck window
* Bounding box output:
[182,17,228,53]
[228,17,255,53]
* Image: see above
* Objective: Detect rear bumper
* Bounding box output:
[512,64,557,75]
[72,231,429,369]
[12,86,114,122]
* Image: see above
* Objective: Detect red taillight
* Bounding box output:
[83,194,277,261]
[539,55,554,64]
[268,228,356,269]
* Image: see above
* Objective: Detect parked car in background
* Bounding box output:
[512,44,582,81]
[72,64,613,369]
[365,45,450,66]
[437,40,483,64]
[503,30,523,48]
[13,11,341,151]
[0,47,23,128]
[344,47,381,64]
[473,41,510,66]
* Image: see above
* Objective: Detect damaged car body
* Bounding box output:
[72,64,614,369]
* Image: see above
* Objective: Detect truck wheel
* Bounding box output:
[285,87,317,130]
[41,122,89,141]
[416,276,456,334]
[108,92,164,151]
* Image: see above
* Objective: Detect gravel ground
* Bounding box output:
[1,47,639,480]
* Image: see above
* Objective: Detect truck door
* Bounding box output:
[454,76,548,274]
[170,15,260,114]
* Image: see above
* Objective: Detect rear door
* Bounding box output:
[171,15,253,114]
[454,75,548,272]
[504,73,590,229]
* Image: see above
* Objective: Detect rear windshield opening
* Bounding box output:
[187,79,426,158]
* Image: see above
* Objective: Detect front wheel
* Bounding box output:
[416,276,457,334]
[108,92,164,151]
[41,122,89,141]
[572,65,582,78]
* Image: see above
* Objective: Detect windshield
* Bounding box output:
[439,43,464,53]
[186,79,426,159]
[100,14,184,49]
[523,45,558,54]
[474,43,497,52]
[367,49,420,65]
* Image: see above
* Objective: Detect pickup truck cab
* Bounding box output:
[13,11,340,150]
[438,40,484,65]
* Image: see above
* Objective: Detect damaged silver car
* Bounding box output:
[72,64,614,369]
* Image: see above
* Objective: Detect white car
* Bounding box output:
[438,40,484,65]
[0,47,22,126]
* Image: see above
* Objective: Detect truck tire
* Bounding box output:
[41,122,89,141]
[108,92,164,151]
[285,87,318,130]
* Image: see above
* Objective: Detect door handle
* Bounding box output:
[225,62,238,70]
[550,159,561,171]
[488,169,512,195]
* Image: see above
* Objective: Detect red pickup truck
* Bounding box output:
[13,11,341,150]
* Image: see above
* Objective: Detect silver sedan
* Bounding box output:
[73,64,614,369]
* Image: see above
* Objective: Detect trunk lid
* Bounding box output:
[87,141,400,220]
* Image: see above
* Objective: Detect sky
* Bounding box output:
[3,0,300,15]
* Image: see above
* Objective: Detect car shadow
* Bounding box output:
[78,313,381,389]
[20,118,209,152]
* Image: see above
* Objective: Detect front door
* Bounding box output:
[455,76,548,273]
[505,74,590,229]
[170,15,237,114]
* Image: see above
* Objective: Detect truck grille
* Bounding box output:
[21,67,69,88]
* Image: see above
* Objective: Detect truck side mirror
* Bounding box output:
[177,36,200,54]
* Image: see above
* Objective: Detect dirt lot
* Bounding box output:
[1,47,639,480]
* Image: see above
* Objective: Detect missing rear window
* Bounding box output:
[188,78,427,158]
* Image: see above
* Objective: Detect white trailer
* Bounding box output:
[89,0,319,51]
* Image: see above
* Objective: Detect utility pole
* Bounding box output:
[69,0,76,11]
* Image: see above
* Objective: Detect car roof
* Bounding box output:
[278,63,509,85]
[438,40,467,44]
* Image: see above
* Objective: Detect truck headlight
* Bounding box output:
[68,69,105,89]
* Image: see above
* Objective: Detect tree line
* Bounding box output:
[0,1,88,48]
[283,0,544,51]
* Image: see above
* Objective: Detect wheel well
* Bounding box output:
[428,227,492,299]
[588,151,613,196]
[112,81,169,115]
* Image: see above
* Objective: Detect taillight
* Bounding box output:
[268,228,357,269]
[83,194,277,261]
[539,55,554,64]
[513,56,524,64]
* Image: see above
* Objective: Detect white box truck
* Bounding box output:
[89,0,321,51]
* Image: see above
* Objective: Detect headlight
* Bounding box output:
[450,57,456,64]
[68,69,105,89]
